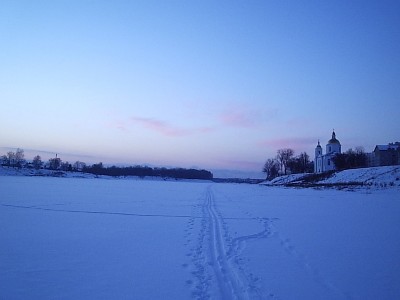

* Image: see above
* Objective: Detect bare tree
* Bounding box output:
[262,158,279,180]
[355,146,365,154]
[61,161,72,171]
[298,152,310,173]
[15,148,25,168]
[6,151,16,167]
[287,152,311,174]
[32,155,43,170]
[332,147,367,170]
[277,148,294,175]
[0,155,7,165]
[73,161,86,172]
[48,157,62,170]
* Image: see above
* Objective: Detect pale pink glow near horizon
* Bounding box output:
[130,116,216,137]
[219,110,258,128]
[131,117,189,137]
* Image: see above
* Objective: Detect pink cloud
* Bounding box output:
[115,121,128,132]
[219,110,256,128]
[131,117,188,137]
[197,127,215,134]
[130,116,214,137]
[218,106,278,128]
[106,119,129,132]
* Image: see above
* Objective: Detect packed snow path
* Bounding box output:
[206,187,249,299]
[186,186,276,299]
[203,187,249,299]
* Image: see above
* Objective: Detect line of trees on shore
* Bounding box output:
[262,148,313,180]
[331,147,367,170]
[263,147,368,180]
[85,162,213,180]
[1,149,213,180]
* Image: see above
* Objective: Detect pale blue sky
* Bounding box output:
[1,1,399,174]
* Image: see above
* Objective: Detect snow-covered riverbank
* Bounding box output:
[262,165,400,189]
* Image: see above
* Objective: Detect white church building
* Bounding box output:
[314,131,342,173]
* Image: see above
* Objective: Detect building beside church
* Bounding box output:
[314,131,342,173]
[368,142,400,167]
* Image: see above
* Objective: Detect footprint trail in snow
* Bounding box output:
[184,186,277,299]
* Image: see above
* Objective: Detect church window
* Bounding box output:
[328,159,331,166]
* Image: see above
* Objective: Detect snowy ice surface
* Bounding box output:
[1,176,400,299]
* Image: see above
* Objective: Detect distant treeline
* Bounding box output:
[83,163,213,180]
[1,148,213,180]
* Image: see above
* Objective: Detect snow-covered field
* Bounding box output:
[1,176,400,299]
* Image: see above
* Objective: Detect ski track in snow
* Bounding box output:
[205,186,249,299]
[183,186,349,300]
[185,186,278,300]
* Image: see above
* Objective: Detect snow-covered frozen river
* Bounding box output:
[1,176,399,299]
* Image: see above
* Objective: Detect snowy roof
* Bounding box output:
[375,144,400,151]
